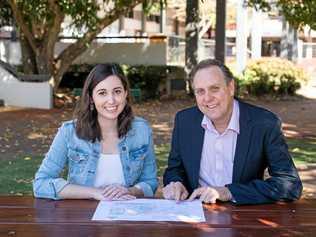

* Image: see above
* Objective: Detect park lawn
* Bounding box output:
[0,156,42,196]
[0,137,315,195]
[287,137,316,164]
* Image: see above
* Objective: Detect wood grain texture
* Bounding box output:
[0,197,315,237]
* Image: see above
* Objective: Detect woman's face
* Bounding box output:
[92,75,127,122]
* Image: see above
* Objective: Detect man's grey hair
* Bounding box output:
[190,59,234,85]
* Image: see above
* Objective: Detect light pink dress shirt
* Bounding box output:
[199,100,240,187]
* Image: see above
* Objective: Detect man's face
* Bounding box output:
[192,66,235,127]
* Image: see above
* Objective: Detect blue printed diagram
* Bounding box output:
[109,203,157,217]
[92,199,206,222]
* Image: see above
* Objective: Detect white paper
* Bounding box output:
[92,199,205,222]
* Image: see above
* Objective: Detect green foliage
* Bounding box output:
[0,0,155,91]
[1,0,161,32]
[0,1,13,27]
[240,58,309,96]
[62,64,185,100]
[247,0,316,30]
[246,0,271,12]
[58,0,100,31]
[278,0,316,30]
[124,65,168,99]
[142,0,162,15]
[11,0,104,34]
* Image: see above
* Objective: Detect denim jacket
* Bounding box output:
[33,117,158,200]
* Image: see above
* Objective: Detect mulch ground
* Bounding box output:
[0,96,315,198]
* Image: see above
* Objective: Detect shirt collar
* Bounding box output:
[201,99,240,134]
[228,100,240,134]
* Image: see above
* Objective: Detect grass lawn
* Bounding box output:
[0,137,315,195]
[287,137,316,165]
[0,156,42,195]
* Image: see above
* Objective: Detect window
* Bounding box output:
[147,15,160,24]
[125,10,134,19]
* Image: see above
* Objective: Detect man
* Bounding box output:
[163,59,302,205]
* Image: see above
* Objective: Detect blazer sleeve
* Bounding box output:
[227,119,303,205]
[163,112,189,188]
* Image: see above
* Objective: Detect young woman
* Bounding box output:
[33,64,158,200]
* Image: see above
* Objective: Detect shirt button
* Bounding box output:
[215,140,222,151]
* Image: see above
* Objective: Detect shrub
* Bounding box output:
[60,64,93,88]
[124,65,164,99]
[240,58,309,96]
[125,65,181,100]
[61,64,184,100]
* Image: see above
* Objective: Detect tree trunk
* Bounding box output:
[52,71,64,94]
[53,65,67,93]
[185,0,199,79]
[35,49,51,75]
[20,34,37,74]
[280,16,288,59]
[141,1,147,35]
[287,25,298,62]
[215,0,226,63]
[10,0,146,96]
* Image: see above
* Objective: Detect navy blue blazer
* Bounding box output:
[163,100,302,204]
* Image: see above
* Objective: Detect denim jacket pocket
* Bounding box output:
[67,148,89,175]
[129,145,147,161]
[128,145,147,177]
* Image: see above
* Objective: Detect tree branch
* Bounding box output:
[54,0,146,77]
[8,0,37,53]
[45,0,65,73]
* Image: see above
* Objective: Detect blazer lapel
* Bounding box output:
[232,101,253,183]
[190,108,205,189]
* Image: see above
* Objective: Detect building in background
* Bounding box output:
[1,1,315,67]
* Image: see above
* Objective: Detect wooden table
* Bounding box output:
[0,197,315,237]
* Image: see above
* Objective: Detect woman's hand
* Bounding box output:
[91,188,109,201]
[101,184,136,201]
[58,184,135,201]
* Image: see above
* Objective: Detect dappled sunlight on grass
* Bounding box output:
[152,122,171,132]
[0,155,42,195]
[0,144,171,195]
[0,139,314,196]
[27,132,47,140]
[155,144,170,177]
[286,137,316,164]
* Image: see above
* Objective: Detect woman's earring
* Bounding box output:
[90,102,94,111]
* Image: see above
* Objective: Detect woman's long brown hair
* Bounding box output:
[74,64,134,142]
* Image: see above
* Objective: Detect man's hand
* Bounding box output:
[188,186,232,204]
[162,181,189,201]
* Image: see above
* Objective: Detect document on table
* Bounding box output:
[92,199,205,222]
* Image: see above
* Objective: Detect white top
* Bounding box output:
[94,154,126,188]
[199,100,240,187]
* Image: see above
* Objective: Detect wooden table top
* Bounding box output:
[0,196,316,237]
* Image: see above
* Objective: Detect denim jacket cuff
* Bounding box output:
[134,182,154,197]
[51,178,69,200]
